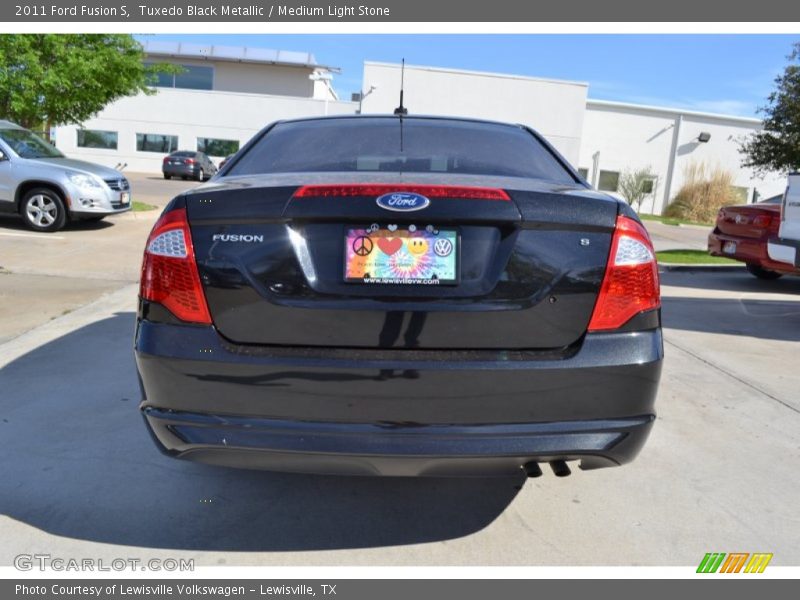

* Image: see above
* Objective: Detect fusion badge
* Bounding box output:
[212,234,264,243]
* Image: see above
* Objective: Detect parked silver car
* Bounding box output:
[0,120,131,232]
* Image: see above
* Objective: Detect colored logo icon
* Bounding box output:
[696,552,773,573]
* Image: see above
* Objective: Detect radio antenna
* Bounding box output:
[393,59,408,116]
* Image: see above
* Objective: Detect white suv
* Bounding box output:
[768,173,800,269]
[0,120,131,232]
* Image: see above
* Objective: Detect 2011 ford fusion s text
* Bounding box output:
[134,115,663,478]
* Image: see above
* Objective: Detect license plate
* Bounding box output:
[120,192,130,205]
[344,225,458,285]
[722,241,737,254]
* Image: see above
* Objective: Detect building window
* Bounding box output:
[641,177,656,195]
[197,137,239,156]
[598,170,620,192]
[732,186,749,204]
[77,129,118,150]
[146,63,213,90]
[136,133,179,153]
[577,167,589,180]
[175,65,214,90]
[150,69,174,88]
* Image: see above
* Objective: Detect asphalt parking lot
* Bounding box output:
[1,173,798,566]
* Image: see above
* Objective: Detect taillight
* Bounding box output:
[292,184,510,200]
[752,214,772,228]
[588,215,660,332]
[184,158,195,165]
[162,157,169,163]
[140,208,211,324]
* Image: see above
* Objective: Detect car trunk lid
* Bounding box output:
[715,204,781,239]
[186,173,619,350]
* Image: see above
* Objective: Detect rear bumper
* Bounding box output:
[163,165,199,177]
[135,319,663,476]
[143,408,654,477]
[708,231,796,272]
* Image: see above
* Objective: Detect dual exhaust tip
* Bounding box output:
[524,460,571,478]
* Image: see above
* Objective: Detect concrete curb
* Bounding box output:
[640,220,712,231]
[114,209,160,221]
[676,223,713,231]
[0,283,137,368]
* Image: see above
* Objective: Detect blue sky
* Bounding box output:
[137,34,798,117]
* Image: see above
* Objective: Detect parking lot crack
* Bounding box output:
[664,337,800,415]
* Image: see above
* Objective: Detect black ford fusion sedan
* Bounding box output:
[135,115,663,478]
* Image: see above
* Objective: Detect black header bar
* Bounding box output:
[3,1,800,22]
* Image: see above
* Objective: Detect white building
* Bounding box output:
[358,61,588,165]
[53,50,785,213]
[359,62,785,213]
[579,100,782,214]
[53,41,356,173]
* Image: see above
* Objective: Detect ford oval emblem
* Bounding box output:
[376,192,430,212]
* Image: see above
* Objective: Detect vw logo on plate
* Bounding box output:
[433,238,453,257]
[376,192,430,212]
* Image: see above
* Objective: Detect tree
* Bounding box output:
[740,42,800,175]
[0,34,178,137]
[617,167,656,212]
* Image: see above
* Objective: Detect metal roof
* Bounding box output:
[364,61,588,88]
[587,98,762,125]
[140,41,340,72]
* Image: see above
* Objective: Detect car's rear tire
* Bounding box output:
[197,169,206,182]
[746,263,783,280]
[21,188,67,232]
[163,173,172,180]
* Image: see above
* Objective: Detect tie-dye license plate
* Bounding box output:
[344,226,458,285]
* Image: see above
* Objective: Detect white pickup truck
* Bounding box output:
[768,173,800,269]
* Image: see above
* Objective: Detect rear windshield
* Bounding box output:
[171,151,195,157]
[229,118,576,183]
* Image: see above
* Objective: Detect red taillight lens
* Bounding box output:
[140,208,211,324]
[588,215,660,332]
[163,157,169,163]
[292,184,510,201]
[184,158,195,165]
[752,214,772,228]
